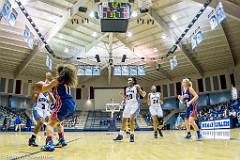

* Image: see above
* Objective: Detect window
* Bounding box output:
[213,76,219,90]
[0,78,6,92]
[8,79,14,93]
[15,80,21,94]
[197,79,204,92]
[176,82,181,95]
[163,85,168,98]
[169,83,175,96]
[220,75,227,89]
[76,88,81,100]
[205,77,211,91]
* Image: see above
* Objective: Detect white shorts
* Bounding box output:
[122,102,139,118]
[33,108,51,120]
[149,106,163,117]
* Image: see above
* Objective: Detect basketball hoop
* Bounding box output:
[106,102,120,119]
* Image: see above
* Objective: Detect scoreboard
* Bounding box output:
[99,2,131,32]
[99,2,130,19]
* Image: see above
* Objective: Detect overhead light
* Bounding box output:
[131,10,138,18]
[47,16,54,21]
[92,32,97,37]
[64,48,69,53]
[89,11,95,18]
[59,35,64,39]
[153,48,158,53]
[171,15,177,21]
[127,32,132,37]
[161,34,167,39]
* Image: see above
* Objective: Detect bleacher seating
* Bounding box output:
[0,105,27,130]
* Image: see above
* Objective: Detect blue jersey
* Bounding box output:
[182,89,191,104]
[55,83,72,100]
[182,88,197,119]
[52,81,76,121]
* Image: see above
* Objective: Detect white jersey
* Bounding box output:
[34,93,51,110]
[150,92,161,107]
[126,85,138,104]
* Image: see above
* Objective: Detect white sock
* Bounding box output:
[119,130,124,135]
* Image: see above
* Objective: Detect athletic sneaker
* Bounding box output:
[28,138,38,147]
[130,134,134,142]
[56,138,68,147]
[41,140,55,152]
[158,128,163,137]
[185,133,192,139]
[113,134,123,141]
[154,131,158,139]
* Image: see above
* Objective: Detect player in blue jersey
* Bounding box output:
[35,64,77,151]
[178,78,202,140]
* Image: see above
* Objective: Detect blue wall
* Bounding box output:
[10,96,29,109]
[163,90,231,110]
[209,91,231,105]
[162,98,177,109]
[197,94,208,107]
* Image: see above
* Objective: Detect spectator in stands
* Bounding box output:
[15,115,22,132]
[175,114,184,130]
[26,118,32,132]
[2,117,8,131]
[231,85,238,101]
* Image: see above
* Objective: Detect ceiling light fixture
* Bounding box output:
[92,32,97,37]
[161,34,167,39]
[131,10,138,18]
[59,35,64,39]
[89,11,95,18]
[171,15,177,21]
[127,32,133,37]
[64,48,69,53]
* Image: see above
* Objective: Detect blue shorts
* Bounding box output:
[185,104,197,119]
[51,99,76,122]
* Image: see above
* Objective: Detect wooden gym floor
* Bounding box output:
[0,129,239,160]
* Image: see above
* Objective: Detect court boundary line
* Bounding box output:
[9,138,81,160]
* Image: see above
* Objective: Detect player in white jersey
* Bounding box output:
[28,73,55,147]
[148,85,164,138]
[114,77,146,142]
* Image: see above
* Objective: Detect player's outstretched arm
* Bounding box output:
[40,79,58,92]
[136,84,146,97]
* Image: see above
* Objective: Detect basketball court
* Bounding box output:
[0,130,239,160]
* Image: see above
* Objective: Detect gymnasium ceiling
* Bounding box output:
[0,0,239,83]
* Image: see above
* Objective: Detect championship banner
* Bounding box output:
[170,56,177,70]
[200,118,231,130]
[8,8,18,26]
[0,0,11,20]
[191,26,203,50]
[208,2,226,30]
